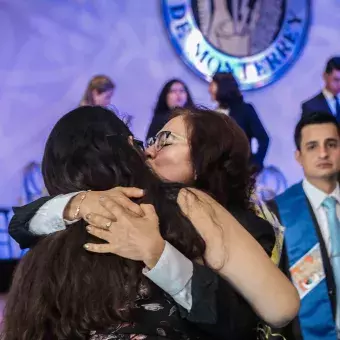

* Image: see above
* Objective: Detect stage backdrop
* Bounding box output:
[0,0,340,209]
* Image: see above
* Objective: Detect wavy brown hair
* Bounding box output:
[212,72,243,109]
[1,106,205,340]
[80,75,115,106]
[172,106,255,211]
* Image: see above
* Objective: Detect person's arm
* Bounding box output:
[8,192,82,249]
[177,188,300,328]
[12,191,217,321]
[143,241,193,310]
[9,196,55,249]
[151,238,275,338]
[29,193,80,235]
[143,241,218,323]
[16,189,214,320]
[9,188,145,249]
[247,104,270,170]
[9,188,199,313]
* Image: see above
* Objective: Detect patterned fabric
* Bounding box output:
[256,324,287,340]
[89,290,204,340]
[252,195,287,340]
[252,195,285,266]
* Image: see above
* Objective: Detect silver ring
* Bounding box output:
[105,220,112,230]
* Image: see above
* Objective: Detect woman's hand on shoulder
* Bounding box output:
[177,188,227,270]
[84,197,165,269]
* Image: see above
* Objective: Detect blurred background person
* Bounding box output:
[80,75,115,107]
[209,72,270,172]
[256,165,288,202]
[20,161,45,205]
[146,79,194,141]
[79,75,134,126]
[302,56,340,120]
[0,162,45,261]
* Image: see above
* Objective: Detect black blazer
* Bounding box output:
[10,196,53,249]
[301,92,335,119]
[9,197,275,339]
[227,102,270,171]
[267,198,337,340]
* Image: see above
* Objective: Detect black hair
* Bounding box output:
[294,111,339,150]
[325,56,340,74]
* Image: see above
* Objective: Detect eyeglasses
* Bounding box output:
[146,130,186,152]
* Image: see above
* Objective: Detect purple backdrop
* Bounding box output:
[0,0,340,209]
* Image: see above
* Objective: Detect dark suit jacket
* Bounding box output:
[301,92,334,118]
[9,196,275,339]
[228,102,270,171]
[267,197,337,340]
[10,196,53,249]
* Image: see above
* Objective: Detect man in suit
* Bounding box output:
[302,57,340,121]
[269,112,340,339]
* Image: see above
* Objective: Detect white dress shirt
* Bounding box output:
[216,107,230,116]
[29,194,194,310]
[323,88,340,117]
[302,179,340,255]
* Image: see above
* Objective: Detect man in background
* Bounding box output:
[302,57,340,121]
[270,112,340,339]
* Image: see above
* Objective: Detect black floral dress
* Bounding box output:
[89,287,206,340]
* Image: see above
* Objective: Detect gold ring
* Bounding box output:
[105,220,112,230]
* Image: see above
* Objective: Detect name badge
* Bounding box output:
[289,243,326,299]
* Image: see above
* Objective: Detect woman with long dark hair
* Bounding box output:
[209,72,270,171]
[3,107,207,340]
[8,107,298,339]
[146,79,194,141]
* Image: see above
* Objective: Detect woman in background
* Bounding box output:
[146,79,194,141]
[209,72,270,171]
[18,162,45,206]
[80,75,115,107]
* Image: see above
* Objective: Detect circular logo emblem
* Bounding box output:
[162,0,311,90]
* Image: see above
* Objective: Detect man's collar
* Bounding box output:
[303,178,340,209]
[323,88,339,100]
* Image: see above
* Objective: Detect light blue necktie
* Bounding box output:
[322,197,340,334]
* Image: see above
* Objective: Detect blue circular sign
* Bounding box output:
[162,0,311,90]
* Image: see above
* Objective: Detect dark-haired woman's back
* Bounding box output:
[2,220,206,340]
